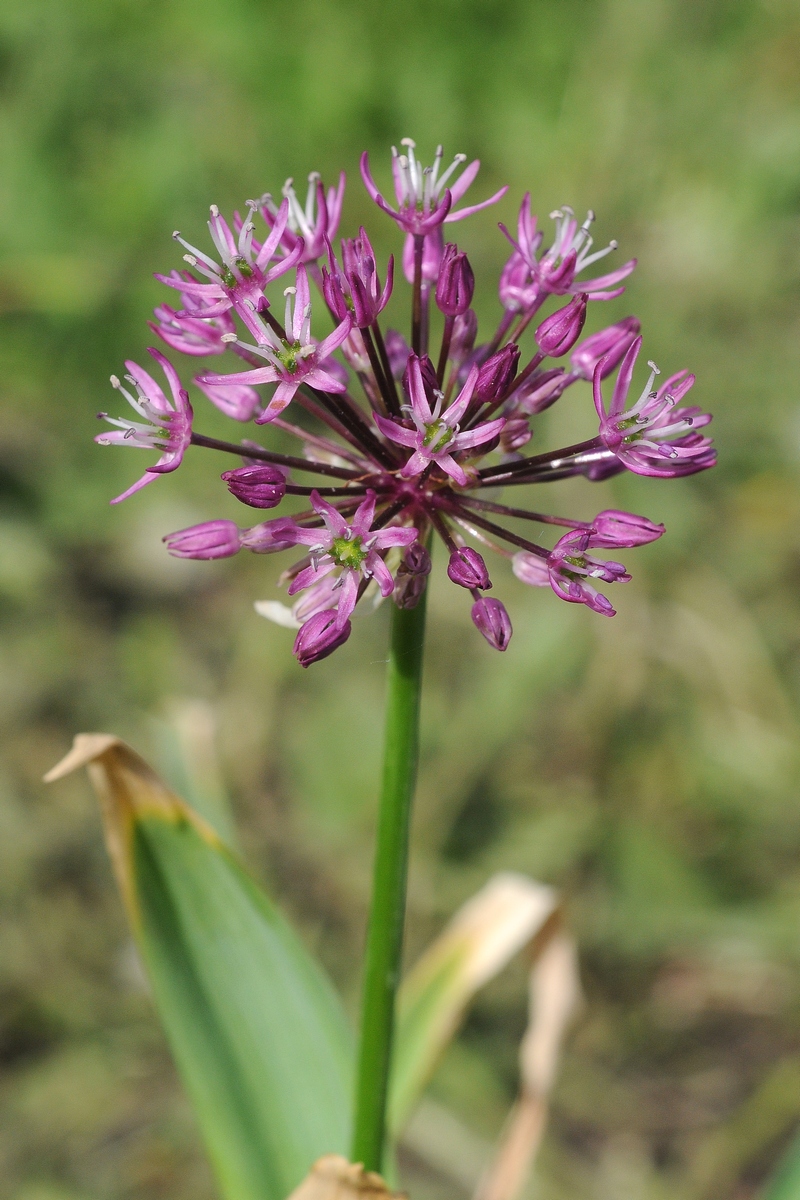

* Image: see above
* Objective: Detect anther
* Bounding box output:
[221,333,238,343]
[110,375,120,388]
[172,231,181,240]
[210,204,220,217]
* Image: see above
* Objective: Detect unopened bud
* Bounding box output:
[499,415,532,453]
[535,293,588,357]
[512,551,550,587]
[293,610,352,667]
[508,368,569,416]
[475,344,520,403]
[384,329,411,380]
[240,518,299,553]
[471,596,512,650]
[393,542,432,609]
[447,547,492,590]
[435,244,475,316]
[163,520,241,560]
[450,309,478,365]
[570,316,641,381]
[590,509,665,548]
[221,465,287,509]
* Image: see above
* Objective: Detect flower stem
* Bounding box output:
[352,592,428,1172]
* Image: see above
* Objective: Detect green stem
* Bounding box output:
[351,592,428,1172]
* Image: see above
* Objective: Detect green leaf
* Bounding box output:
[45,735,353,1200]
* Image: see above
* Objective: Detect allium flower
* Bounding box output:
[375,354,504,487]
[360,139,508,237]
[258,172,346,264]
[594,337,715,477]
[200,265,352,423]
[501,197,636,304]
[158,199,303,339]
[96,138,716,664]
[277,490,418,627]
[96,349,193,504]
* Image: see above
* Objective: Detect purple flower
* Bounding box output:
[535,293,588,357]
[322,229,394,328]
[511,551,550,588]
[375,354,505,487]
[500,197,636,307]
[447,547,492,590]
[594,337,715,477]
[394,542,432,610]
[507,368,570,416]
[278,491,418,629]
[199,266,352,423]
[150,289,236,357]
[475,345,520,404]
[96,349,193,504]
[384,329,412,379]
[590,509,665,547]
[258,172,346,264]
[163,520,241,560]
[471,597,512,650]
[294,609,353,667]
[221,465,287,508]
[157,200,304,340]
[547,527,631,616]
[360,139,507,236]
[570,316,641,381]
[436,245,475,317]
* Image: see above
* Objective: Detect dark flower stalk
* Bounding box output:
[96,138,715,1173]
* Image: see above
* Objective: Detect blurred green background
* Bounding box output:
[3,0,800,1197]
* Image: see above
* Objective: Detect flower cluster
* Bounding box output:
[98,140,715,665]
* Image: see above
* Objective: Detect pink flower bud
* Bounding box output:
[447,547,492,590]
[471,596,512,650]
[500,416,533,454]
[393,542,432,609]
[240,518,300,553]
[512,551,550,587]
[570,316,641,381]
[475,344,520,403]
[221,465,287,509]
[450,309,478,365]
[590,509,665,548]
[435,244,475,316]
[535,293,588,357]
[384,329,411,380]
[508,368,570,416]
[293,610,352,667]
[163,520,241,560]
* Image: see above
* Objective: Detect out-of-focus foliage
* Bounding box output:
[3,0,800,1198]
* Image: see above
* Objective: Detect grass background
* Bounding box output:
[3,0,800,1197]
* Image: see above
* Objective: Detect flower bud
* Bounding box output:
[342,228,394,327]
[447,547,492,590]
[321,264,350,322]
[471,596,512,650]
[384,329,411,380]
[435,244,475,316]
[535,293,588,357]
[393,542,432,609]
[508,368,569,416]
[499,415,532,454]
[570,316,641,381]
[450,309,478,365]
[240,518,300,553]
[402,353,439,406]
[512,551,550,587]
[293,610,352,667]
[475,344,520,403]
[194,377,261,422]
[590,509,665,548]
[163,520,241,560]
[221,465,287,509]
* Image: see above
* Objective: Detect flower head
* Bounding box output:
[199,265,352,423]
[97,141,715,663]
[361,139,507,237]
[158,200,303,340]
[375,354,505,487]
[96,349,193,504]
[594,337,715,477]
[258,172,346,264]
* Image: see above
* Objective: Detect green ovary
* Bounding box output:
[422,420,453,452]
[330,535,367,569]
